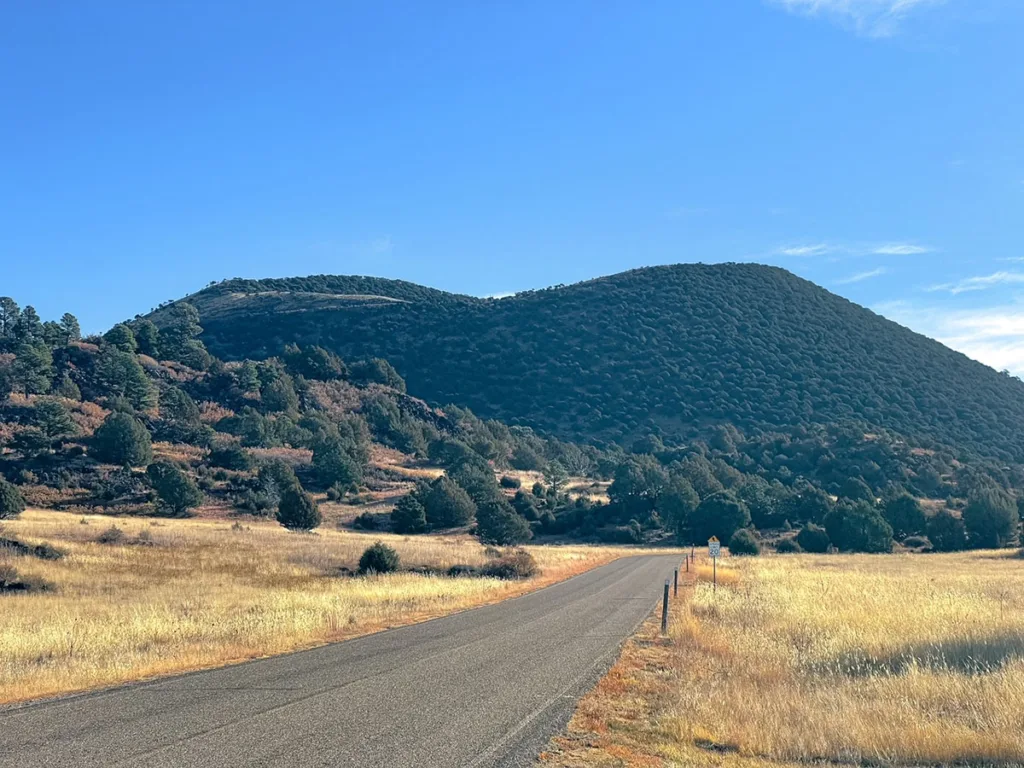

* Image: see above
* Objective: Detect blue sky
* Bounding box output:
[1,1,1022,370]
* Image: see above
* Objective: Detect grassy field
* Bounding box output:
[544,550,1024,767]
[0,509,642,706]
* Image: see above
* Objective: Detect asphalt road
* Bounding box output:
[0,554,680,768]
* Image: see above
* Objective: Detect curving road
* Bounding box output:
[0,555,680,768]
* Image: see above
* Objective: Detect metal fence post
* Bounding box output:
[674,568,679,597]
[661,579,670,634]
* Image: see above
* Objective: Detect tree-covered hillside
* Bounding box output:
[3,289,1021,554]
[158,264,1024,464]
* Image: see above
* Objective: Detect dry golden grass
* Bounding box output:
[152,440,207,463]
[545,551,1024,768]
[0,509,643,706]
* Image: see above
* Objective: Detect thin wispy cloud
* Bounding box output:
[778,243,835,257]
[769,0,946,37]
[927,271,1024,295]
[877,299,1024,375]
[872,243,933,255]
[776,241,934,258]
[836,267,888,285]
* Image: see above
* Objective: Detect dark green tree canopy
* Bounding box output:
[161,303,211,369]
[608,457,668,519]
[32,397,78,440]
[359,542,400,574]
[476,498,532,545]
[927,509,968,552]
[737,478,792,530]
[14,306,43,345]
[391,493,428,534]
[312,438,363,490]
[0,298,22,350]
[147,461,203,517]
[160,386,201,425]
[786,482,833,525]
[130,319,160,358]
[839,476,875,503]
[0,476,26,519]
[795,523,831,553]
[350,358,406,392]
[208,442,252,471]
[92,412,153,467]
[284,344,347,381]
[658,475,699,540]
[689,491,751,543]
[60,313,82,344]
[103,324,138,353]
[276,484,321,531]
[823,502,893,553]
[963,489,1018,549]
[260,374,299,414]
[419,476,476,529]
[882,494,926,540]
[93,348,157,410]
[728,528,760,556]
[11,343,53,395]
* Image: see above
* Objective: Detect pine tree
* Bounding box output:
[42,321,65,347]
[162,303,210,369]
[882,494,926,540]
[276,484,321,531]
[312,437,363,488]
[95,348,157,410]
[823,501,893,553]
[963,489,1018,548]
[11,343,53,395]
[131,319,160,358]
[147,461,203,517]
[60,313,81,344]
[92,412,153,466]
[927,509,968,552]
[103,324,138,353]
[391,494,428,533]
[0,476,26,520]
[476,498,532,545]
[690,492,752,542]
[32,397,78,440]
[53,373,81,400]
[14,306,42,344]
[421,476,476,529]
[0,297,20,348]
[235,361,261,393]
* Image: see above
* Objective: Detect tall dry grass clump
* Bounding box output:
[0,509,641,705]
[664,552,1024,766]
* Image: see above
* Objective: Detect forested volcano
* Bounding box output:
[155,264,1024,463]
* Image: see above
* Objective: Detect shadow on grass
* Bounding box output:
[821,633,1024,677]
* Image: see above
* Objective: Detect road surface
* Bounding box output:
[0,554,680,768]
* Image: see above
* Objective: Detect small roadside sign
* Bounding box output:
[708,536,721,559]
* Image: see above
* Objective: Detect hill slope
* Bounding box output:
[158,264,1024,462]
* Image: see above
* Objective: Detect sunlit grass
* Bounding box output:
[546,551,1024,767]
[0,509,642,705]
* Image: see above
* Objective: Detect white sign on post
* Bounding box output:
[708,536,721,559]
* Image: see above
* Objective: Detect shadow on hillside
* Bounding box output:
[819,633,1024,678]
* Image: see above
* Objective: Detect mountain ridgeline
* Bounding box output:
[156,264,1024,464]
